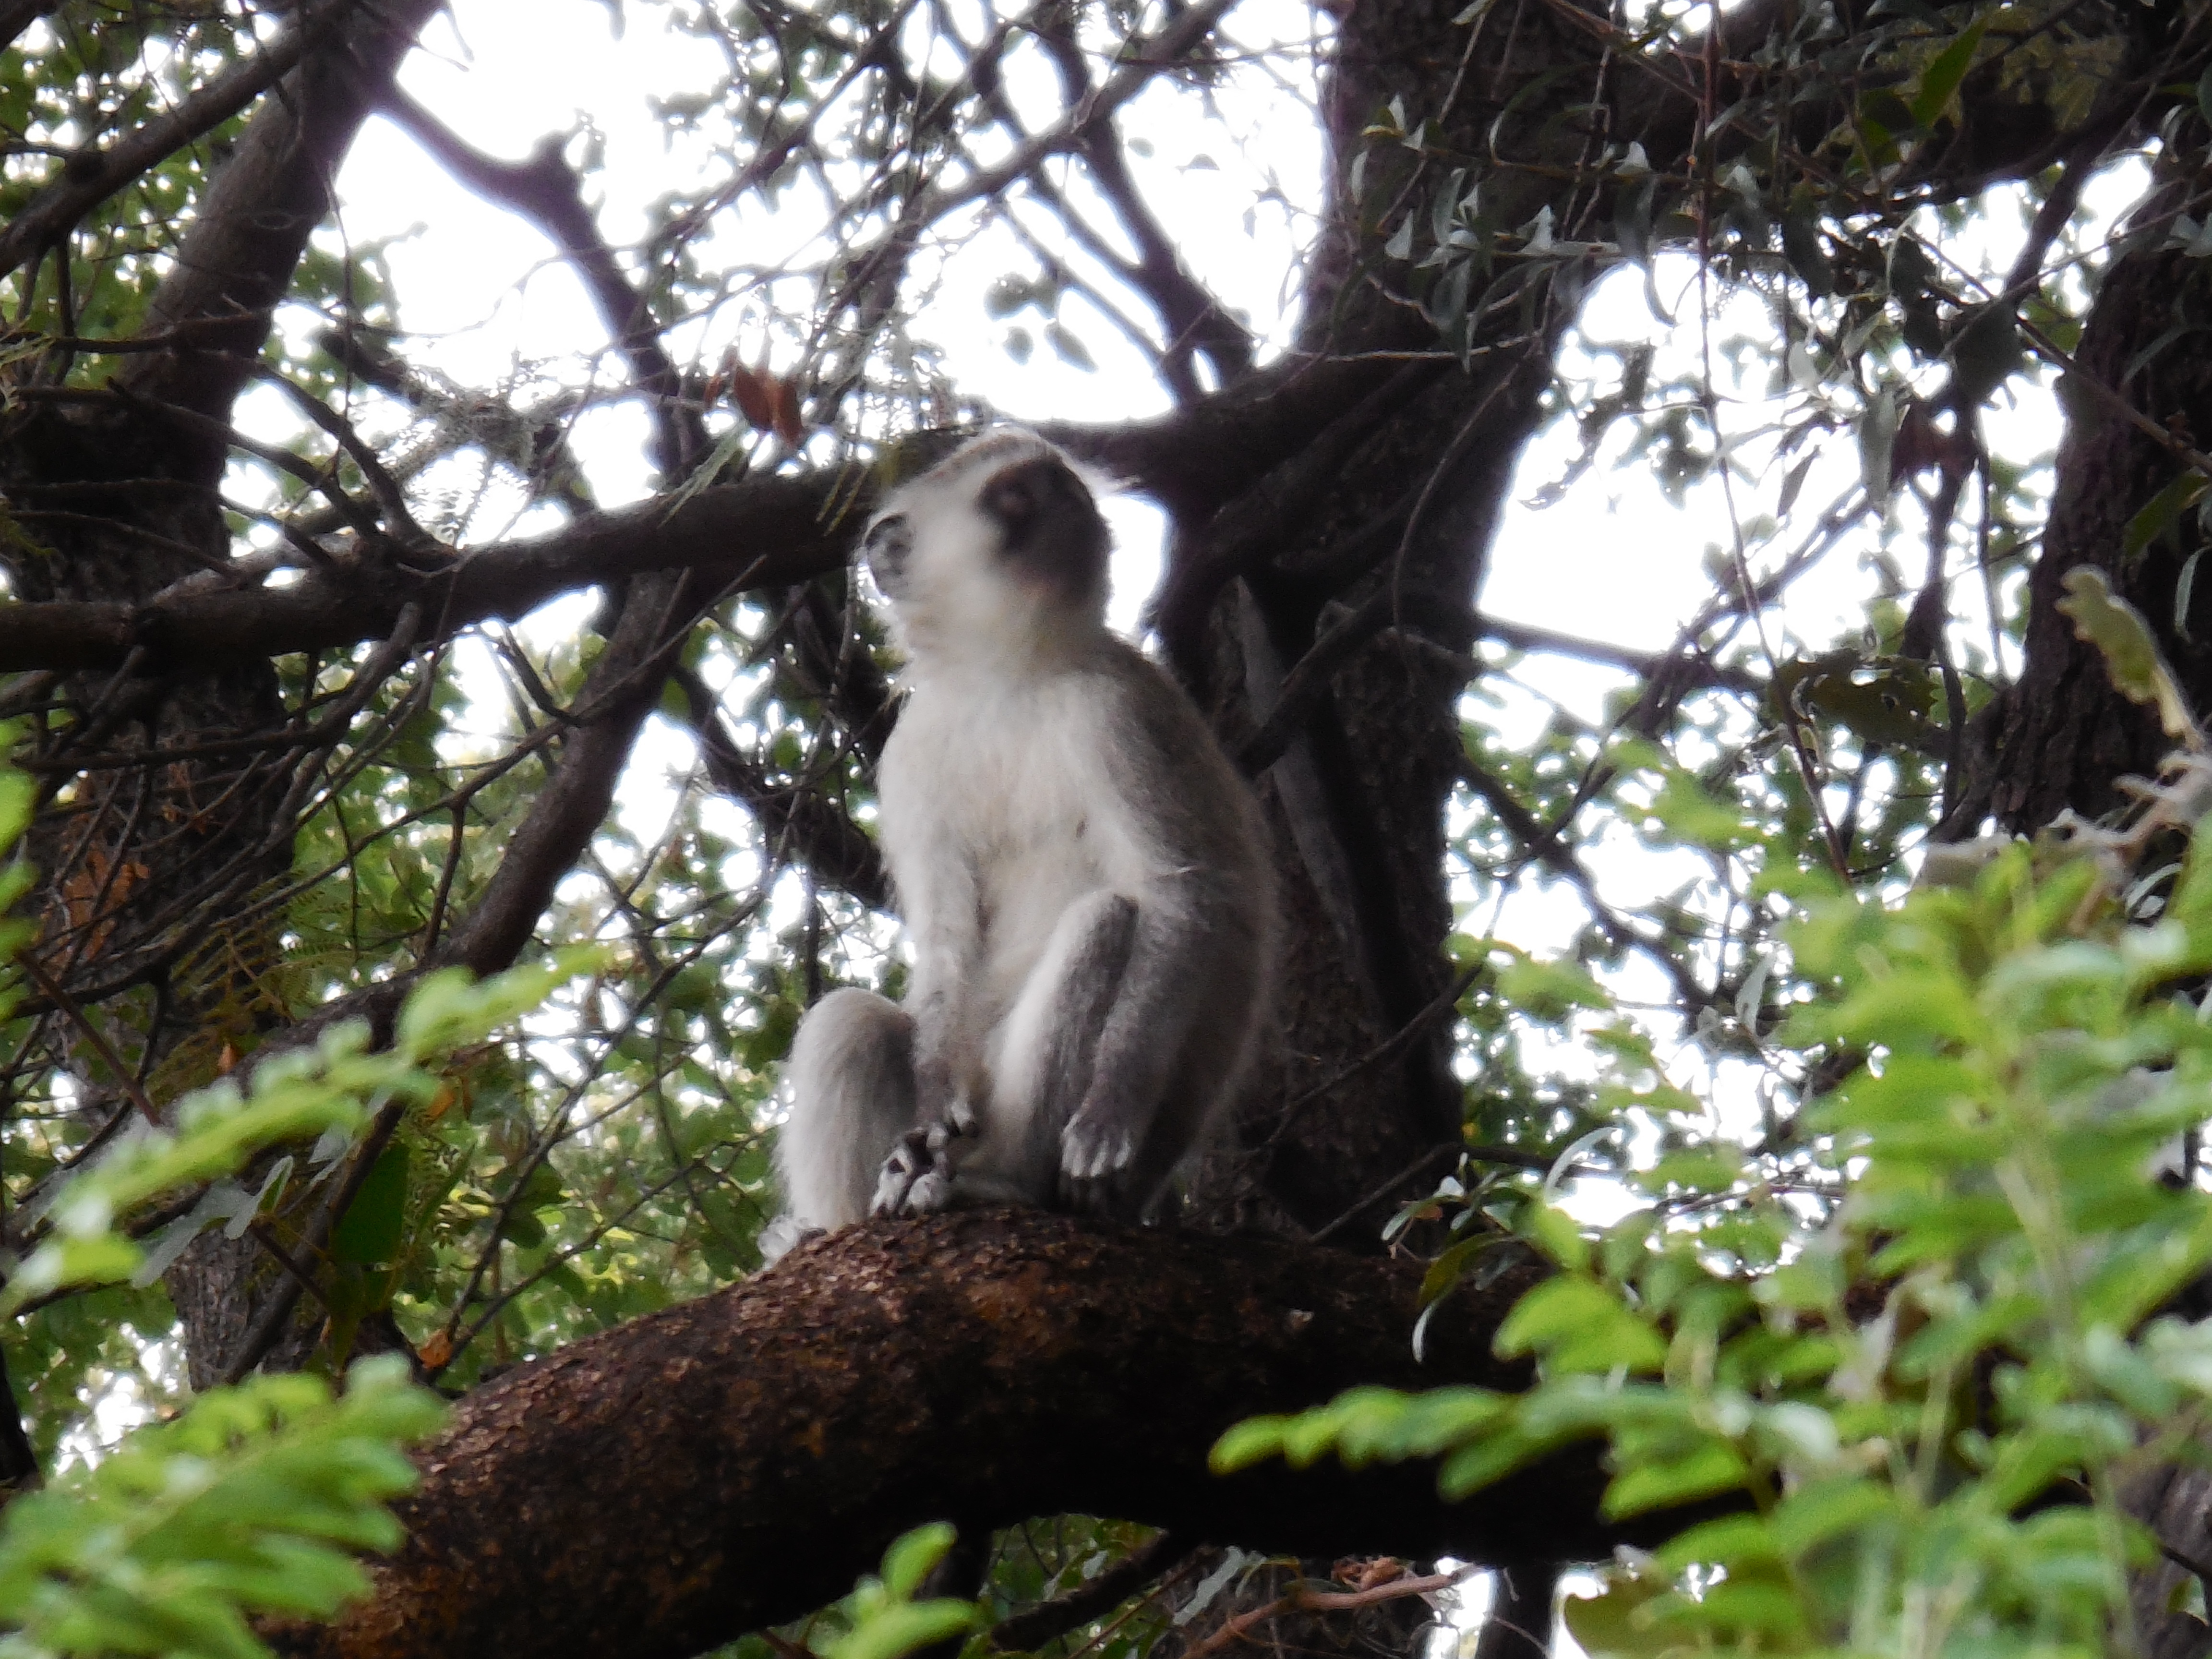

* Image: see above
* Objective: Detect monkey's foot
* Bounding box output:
[1057,1110,1138,1216]
[871,1121,967,1216]
[758,1215,824,1264]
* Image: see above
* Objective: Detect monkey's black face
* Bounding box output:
[980,456,1109,596]
[863,512,914,599]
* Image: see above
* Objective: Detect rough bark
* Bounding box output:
[1978,229,2212,831]
[1968,164,2212,1659]
[1169,0,1601,1239]
[0,475,846,675]
[261,1211,1667,1659]
[2128,1462,2212,1659]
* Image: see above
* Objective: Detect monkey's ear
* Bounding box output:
[862,512,914,598]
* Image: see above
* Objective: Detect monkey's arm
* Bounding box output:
[866,854,987,1217]
[880,795,984,1130]
[1055,661,1273,1214]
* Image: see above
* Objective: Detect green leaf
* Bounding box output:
[1908,13,1988,128]
[1601,1435,1750,1518]
[1949,303,2021,409]
[2056,567,2202,746]
[1645,770,1747,850]
[2123,470,2208,561]
[330,1145,410,1266]
[0,765,33,852]
[1769,1475,1894,1557]
[1043,323,1094,372]
[0,1357,443,1659]
[1210,1416,1291,1474]
[1493,955,1611,1023]
[827,1527,985,1659]
[1860,383,1901,510]
[879,1523,955,1602]
[1436,1426,1551,1500]
[1522,1201,1590,1273]
[832,1602,981,1659]
[1560,1566,1672,1659]
[1497,1277,1667,1374]
[1781,211,1832,298]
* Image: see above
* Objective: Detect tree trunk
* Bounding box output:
[1977,216,2212,831]
[1954,168,2212,1659]
[4,0,445,1388]
[1177,0,1603,1241]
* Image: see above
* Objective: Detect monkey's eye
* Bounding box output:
[862,513,913,595]
[977,457,1107,590]
[980,458,1084,535]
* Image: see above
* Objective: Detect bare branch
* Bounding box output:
[673,665,890,912]
[439,569,708,979]
[987,1532,1196,1653]
[374,88,706,476]
[925,0,1244,223]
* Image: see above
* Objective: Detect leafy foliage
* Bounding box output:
[1222,810,2212,1654]
[0,1358,442,1659]
[0,754,580,1658]
[822,1526,987,1659]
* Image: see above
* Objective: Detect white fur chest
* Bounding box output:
[879,667,1147,998]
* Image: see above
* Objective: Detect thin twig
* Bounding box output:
[13,955,160,1125]
[219,1096,407,1384]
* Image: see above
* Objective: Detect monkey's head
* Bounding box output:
[862,432,1113,667]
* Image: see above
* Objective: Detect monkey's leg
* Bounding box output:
[949,890,1139,1210]
[1058,901,1230,1217]
[777,988,917,1235]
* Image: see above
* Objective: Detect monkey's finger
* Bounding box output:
[1058,1119,1136,1214]
[869,1127,933,1215]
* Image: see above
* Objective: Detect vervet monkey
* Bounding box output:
[771,432,1275,1245]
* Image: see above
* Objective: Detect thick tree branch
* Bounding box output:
[0,4,346,285]
[1604,0,2191,198]
[438,568,705,979]
[0,359,1449,680]
[264,1211,1666,1659]
[0,477,847,675]
[119,0,449,425]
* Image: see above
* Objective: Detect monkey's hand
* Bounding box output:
[871,1119,970,1217]
[1058,1105,1139,1216]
